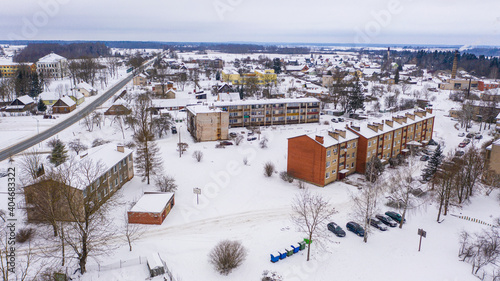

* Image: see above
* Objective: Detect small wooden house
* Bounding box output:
[104,104,131,115]
[3,95,35,112]
[128,192,175,225]
[52,96,76,114]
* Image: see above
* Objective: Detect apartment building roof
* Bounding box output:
[306,129,359,148]
[347,109,435,139]
[187,105,223,115]
[214,97,320,107]
[38,52,66,63]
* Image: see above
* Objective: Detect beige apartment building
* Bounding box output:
[187,105,229,142]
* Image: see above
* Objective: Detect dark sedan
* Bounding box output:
[385,211,406,224]
[376,214,397,227]
[346,221,365,237]
[327,222,346,237]
[368,218,387,231]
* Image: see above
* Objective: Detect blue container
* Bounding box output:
[278,251,287,259]
[270,252,280,263]
[291,244,300,253]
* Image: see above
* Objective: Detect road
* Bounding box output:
[0,61,152,162]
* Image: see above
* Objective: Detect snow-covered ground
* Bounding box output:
[0,50,498,281]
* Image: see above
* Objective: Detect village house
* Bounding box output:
[39,91,61,106]
[2,95,35,113]
[52,96,76,114]
[24,143,134,222]
[69,91,85,106]
[133,73,148,86]
[74,82,96,97]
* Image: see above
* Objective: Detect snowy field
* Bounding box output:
[0,50,498,280]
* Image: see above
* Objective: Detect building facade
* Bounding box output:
[128,192,175,225]
[486,139,500,175]
[346,109,435,174]
[36,53,69,79]
[0,62,36,78]
[287,129,359,186]
[187,105,229,142]
[215,98,320,128]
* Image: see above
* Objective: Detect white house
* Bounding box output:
[74,82,96,97]
[36,53,69,79]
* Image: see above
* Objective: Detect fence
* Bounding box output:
[451,214,497,227]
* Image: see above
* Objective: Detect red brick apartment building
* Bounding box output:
[287,108,435,186]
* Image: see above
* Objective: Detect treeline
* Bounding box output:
[382,50,500,78]
[13,42,110,63]
[164,43,310,54]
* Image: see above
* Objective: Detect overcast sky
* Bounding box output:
[1,0,499,46]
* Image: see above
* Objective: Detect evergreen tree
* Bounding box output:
[347,78,365,113]
[394,68,400,84]
[365,156,385,182]
[37,99,47,112]
[215,70,221,81]
[50,139,68,166]
[238,85,244,100]
[272,58,282,74]
[29,72,42,98]
[421,144,443,181]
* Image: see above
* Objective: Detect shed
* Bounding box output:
[147,253,165,277]
[128,192,175,225]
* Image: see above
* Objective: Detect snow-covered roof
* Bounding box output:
[152,98,196,108]
[218,92,240,102]
[39,91,60,101]
[130,192,174,213]
[69,91,84,100]
[147,253,164,270]
[286,65,307,71]
[214,97,320,107]
[347,109,435,139]
[298,129,359,148]
[75,82,95,92]
[187,105,223,115]
[37,53,66,63]
[56,96,76,107]
[14,95,34,105]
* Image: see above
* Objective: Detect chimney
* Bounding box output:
[367,123,379,133]
[385,119,394,127]
[334,129,347,139]
[392,116,406,124]
[117,145,125,153]
[405,112,415,120]
[328,131,339,140]
[451,50,459,79]
[315,135,324,144]
[374,122,384,131]
[426,108,433,114]
[414,110,427,118]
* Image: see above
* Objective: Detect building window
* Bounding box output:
[326,161,330,168]
[327,150,331,157]
[332,169,336,174]
[325,172,329,179]
[352,162,355,168]
[368,141,371,147]
[347,144,351,148]
[333,159,337,164]
[353,142,356,148]
[113,165,117,173]
[352,152,355,158]
[115,178,118,187]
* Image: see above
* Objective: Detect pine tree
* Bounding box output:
[216,70,221,81]
[50,140,68,166]
[134,128,162,184]
[421,144,443,181]
[273,58,282,74]
[30,72,42,98]
[37,99,47,112]
[347,78,365,113]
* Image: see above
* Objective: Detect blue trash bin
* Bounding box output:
[291,244,300,253]
[279,251,287,259]
[270,252,280,263]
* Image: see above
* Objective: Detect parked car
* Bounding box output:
[229,132,238,138]
[247,136,257,141]
[458,132,465,137]
[327,222,346,237]
[474,134,483,140]
[455,150,465,157]
[331,118,338,123]
[376,214,397,227]
[385,211,406,223]
[463,138,471,144]
[338,117,344,122]
[420,155,430,161]
[220,141,233,146]
[466,133,475,138]
[458,142,467,148]
[346,221,365,237]
[171,126,177,134]
[368,218,387,231]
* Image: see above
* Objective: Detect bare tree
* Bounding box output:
[177,143,189,157]
[193,150,204,162]
[291,190,337,261]
[68,139,88,155]
[209,240,247,276]
[123,214,144,252]
[260,137,268,149]
[154,175,178,192]
[18,149,44,185]
[83,114,94,132]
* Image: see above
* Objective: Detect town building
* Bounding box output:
[221,68,277,85]
[0,60,36,78]
[346,109,435,174]
[69,91,85,106]
[74,82,96,97]
[24,144,134,222]
[214,98,320,128]
[133,73,148,86]
[287,129,359,186]
[187,105,229,142]
[39,91,61,106]
[2,95,35,112]
[36,53,69,79]
[438,79,479,91]
[128,192,175,225]
[486,139,500,175]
